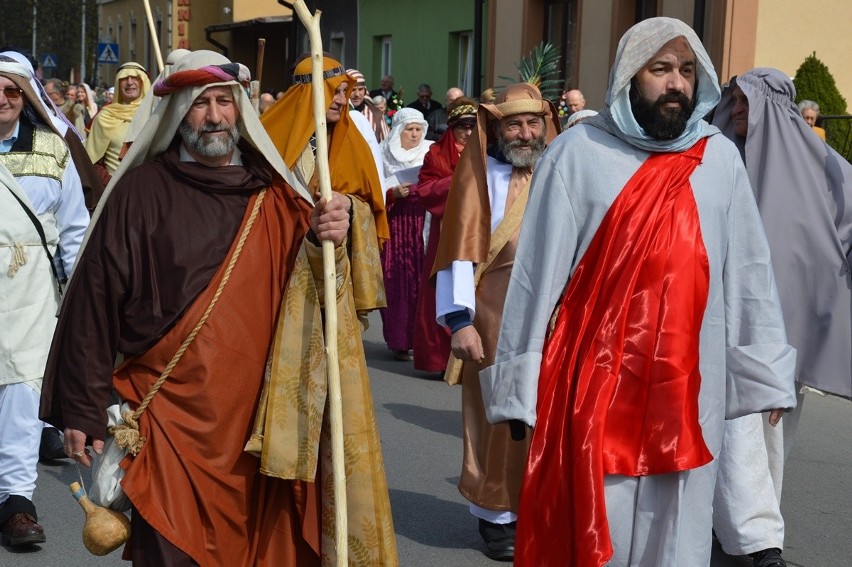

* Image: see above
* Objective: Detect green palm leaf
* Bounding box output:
[497,42,562,100]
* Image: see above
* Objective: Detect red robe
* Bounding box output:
[410,131,460,372]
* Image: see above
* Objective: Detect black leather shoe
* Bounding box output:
[39,426,66,461]
[750,548,787,567]
[1,512,46,546]
[478,519,515,562]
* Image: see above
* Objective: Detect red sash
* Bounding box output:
[516,138,713,566]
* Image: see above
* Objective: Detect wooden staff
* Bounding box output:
[250,38,266,114]
[141,0,164,73]
[291,2,347,566]
[256,38,266,86]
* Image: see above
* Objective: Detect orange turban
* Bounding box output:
[261,56,388,243]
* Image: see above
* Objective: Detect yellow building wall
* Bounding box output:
[232,0,291,23]
[754,0,852,106]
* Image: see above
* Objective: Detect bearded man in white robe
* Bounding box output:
[480,17,797,567]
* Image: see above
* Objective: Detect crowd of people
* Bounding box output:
[0,15,849,567]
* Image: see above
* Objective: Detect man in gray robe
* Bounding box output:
[480,18,797,567]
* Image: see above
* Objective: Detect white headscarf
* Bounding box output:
[87,50,311,238]
[586,17,720,152]
[381,107,432,175]
[0,50,81,140]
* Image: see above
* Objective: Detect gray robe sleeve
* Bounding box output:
[479,151,577,427]
[723,155,798,418]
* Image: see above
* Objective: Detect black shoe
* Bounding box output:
[750,548,787,567]
[478,519,515,562]
[39,427,66,461]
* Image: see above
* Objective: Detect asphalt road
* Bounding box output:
[3,312,850,566]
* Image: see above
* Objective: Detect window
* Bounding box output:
[544,0,579,89]
[381,36,392,76]
[329,32,345,66]
[457,32,473,95]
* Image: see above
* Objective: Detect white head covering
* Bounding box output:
[586,17,720,152]
[564,109,598,128]
[124,48,191,144]
[89,50,311,232]
[0,50,81,140]
[381,107,432,174]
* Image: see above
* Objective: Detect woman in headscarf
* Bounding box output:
[410,97,478,373]
[379,108,433,360]
[711,67,852,567]
[74,83,99,137]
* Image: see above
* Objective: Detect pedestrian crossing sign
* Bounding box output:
[40,53,58,68]
[97,43,120,64]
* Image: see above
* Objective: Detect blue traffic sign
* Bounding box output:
[97,43,120,64]
[40,53,58,68]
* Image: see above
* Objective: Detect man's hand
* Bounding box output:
[451,325,484,363]
[768,408,785,427]
[310,191,350,247]
[64,427,104,468]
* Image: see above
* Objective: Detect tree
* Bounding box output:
[0,0,99,84]
[793,52,851,160]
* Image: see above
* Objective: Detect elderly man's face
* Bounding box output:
[259,93,275,114]
[381,76,393,91]
[801,107,818,127]
[630,36,696,140]
[731,85,749,138]
[350,85,367,107]
[496,112,546,168]
[327,82,348,124]
[566,90,585,113]
[119,75,142,103]
[179,85,240,165]
[44,82,64,106]
[417,88,432,106]
[66,85,78,102]
[0,76,25,130]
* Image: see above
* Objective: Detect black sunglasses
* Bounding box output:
[2,86,24,101]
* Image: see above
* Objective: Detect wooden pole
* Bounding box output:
[256,38,267,86]
[250,38,266,114]
[291,2,347,566]
[141,0,164,74]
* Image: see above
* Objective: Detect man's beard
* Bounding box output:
[629,79,694,140]
[179,120,240,158]
[498,134,546,168]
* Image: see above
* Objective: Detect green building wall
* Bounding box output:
[357,0,478,104]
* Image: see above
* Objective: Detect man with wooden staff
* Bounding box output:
[261,55,388,327]
[432,82,560,561]
[40,50,397,566]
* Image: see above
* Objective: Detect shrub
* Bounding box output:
[793,52,851,160]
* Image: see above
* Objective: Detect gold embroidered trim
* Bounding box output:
[0,127,70,182]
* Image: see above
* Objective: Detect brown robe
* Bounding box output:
[455,168,533,512]
[40,143,321,565]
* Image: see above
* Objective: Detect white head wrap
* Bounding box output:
[381,107,432,173]
[586,17,720,152]
[0,50,81,140]
[88,50,311,234]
